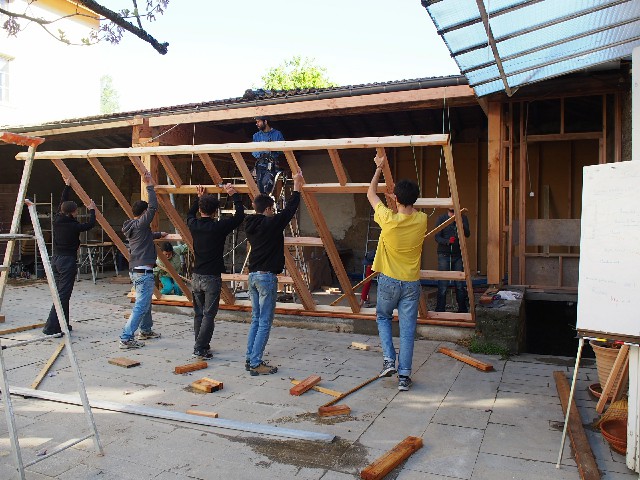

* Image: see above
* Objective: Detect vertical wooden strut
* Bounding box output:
[443,143,476,320]
[284,151,359,313]
[230,152,316,311]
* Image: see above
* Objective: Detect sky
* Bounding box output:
[97,0,460,112]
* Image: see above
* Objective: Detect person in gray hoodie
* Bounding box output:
[119,171,167,349]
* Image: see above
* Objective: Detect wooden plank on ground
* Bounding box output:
[30,340,65,389]
[191,377,223,393]
[0,314,5,323]
[318,405,351,417]
[437,347,494,372]
[290,379,342,397]
[174,361,208,374]
[360,436,423,480]
[351,342,371,351]
[186,409,219,418]
[553,371,601,480]
[108,357,141,369]
[289,375,321,396]
[0,323,45,335]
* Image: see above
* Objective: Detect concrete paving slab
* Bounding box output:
[0,281,638,479]
[470,452,579,480]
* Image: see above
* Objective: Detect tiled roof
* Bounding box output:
[5,75,468,131]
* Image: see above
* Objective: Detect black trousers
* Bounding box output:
[43,255,77,334]
[192,273,222,353]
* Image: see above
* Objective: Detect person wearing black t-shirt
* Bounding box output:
[244,170,303,375]
[42,178,96,335]
[187,183,244,359]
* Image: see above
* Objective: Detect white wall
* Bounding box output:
[0,0,103,126]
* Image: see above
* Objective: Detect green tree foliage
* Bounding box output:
[100,75,120,114]
[261,56,336,90]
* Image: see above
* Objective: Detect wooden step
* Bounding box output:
[414,198,453,209]
[419,270,466,281]
[424,311,473,322]
[284,237,323,246]
[221,273,294,284]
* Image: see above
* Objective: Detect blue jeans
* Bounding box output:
[436,254,468,313]
[376,273,420,377]
[160,275,182,295]
[246,272,278,367]
[120,272,154,341]
[192,273,221,353]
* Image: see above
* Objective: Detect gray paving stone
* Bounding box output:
[470,452,579,480]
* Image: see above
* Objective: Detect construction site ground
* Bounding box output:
[0,276,635,480]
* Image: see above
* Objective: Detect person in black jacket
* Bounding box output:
[244,170,303,375]
[42,178,96,335]
[187,183,244,359]
[434,208,470,313]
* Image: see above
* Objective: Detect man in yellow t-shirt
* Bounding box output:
[366,155,428,391]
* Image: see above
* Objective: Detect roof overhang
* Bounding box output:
[422,0,640,97]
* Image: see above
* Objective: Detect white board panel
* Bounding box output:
[577,161,640,340]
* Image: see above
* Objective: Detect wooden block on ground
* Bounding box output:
[437,347,494,372]
[174,361,208,374]
[291,379,342,397]
[360,436,423,480]
[351,342,371,351]
[191,377,223,393]
[0,314,5,323]
[318,404,351,417]
[290,375,321,396]
[186,409,219,418]
[108,357,141,368]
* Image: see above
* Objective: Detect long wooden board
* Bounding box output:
[553,371,601,480]
[30,340,65,389]
[437,347,494,372]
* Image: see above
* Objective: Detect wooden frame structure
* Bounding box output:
[15,134,476,327]
[487,91,625,288]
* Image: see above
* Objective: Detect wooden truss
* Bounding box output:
[15,134,475,327]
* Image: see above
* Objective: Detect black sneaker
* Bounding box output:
[379,359,397,378]
[193,350,213,360]
[250,362,278,376]
[245,359,250,371]
[398,375,412,391]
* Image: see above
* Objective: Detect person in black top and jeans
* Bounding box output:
[187,183,245,359]
[434,208,470,313]
[244,170,303,375]
[42,178,96,335]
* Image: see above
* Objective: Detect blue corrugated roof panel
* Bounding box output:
[423,0,640,96]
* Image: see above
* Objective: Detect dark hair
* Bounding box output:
[394,179,420,206]
[199,194,219,216]
[132,200,148,217]
[61,201,77,215]
[253,193,274,213]
[161,242,173,253]
[255,116,269,121]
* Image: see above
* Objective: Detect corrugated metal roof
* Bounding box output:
[422,0,640,96]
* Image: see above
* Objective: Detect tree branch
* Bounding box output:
[77,0,168,54]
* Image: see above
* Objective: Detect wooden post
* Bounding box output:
[518,103,527,284]
[487,101,502,285]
